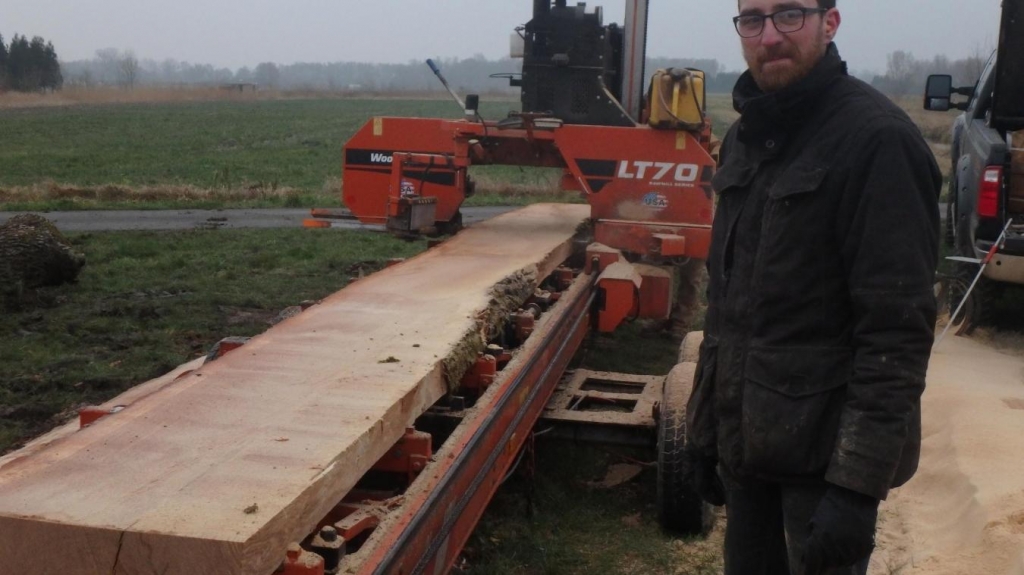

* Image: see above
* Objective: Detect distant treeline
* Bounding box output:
[58,52,742,94]
[0,34,62,92]
[870,50,989,96]
[50,48,992,98]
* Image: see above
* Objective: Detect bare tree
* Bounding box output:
[965,43,990,85]
[254,62,280,89]
[885,50,916,95]
[120,50,139,90]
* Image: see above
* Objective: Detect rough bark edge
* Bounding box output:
[441,265,539,391]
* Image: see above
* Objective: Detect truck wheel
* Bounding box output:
[944,199,955,249]
[657,362,715,536]
[946,263,1000,335]
[944,267,976,335]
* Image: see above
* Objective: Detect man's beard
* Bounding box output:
[745,30,828,92]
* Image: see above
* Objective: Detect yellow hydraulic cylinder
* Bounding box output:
[647,68,706,131]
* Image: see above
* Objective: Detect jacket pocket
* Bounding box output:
[685,336,718,454]
[741,346,851,476]
[711,162,754,194]
[767,162,828,199]
[751,162,833,298]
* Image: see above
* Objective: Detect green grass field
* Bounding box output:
[0,95,741,211]
[0,228,427,450]
[0,98,582,211]
[0,92,954,211]
[5,92,959,211]
[0,99,506,189]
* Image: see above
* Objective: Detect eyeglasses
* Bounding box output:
[733,7,828,38]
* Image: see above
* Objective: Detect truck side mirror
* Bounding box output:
[924,75,953,111]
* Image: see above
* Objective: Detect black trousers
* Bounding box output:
[723,478,871,575]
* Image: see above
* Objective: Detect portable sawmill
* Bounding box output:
[317,0,717,265]
[0,2,717,574]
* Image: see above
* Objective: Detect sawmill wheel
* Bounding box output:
[677,330,704,364]
[657,362,716,536]
[436,210,464,236]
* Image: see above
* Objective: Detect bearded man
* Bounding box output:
[684,1,941,574]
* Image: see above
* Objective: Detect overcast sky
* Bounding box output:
[3,0,1004,75]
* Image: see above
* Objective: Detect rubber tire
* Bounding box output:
[436,210,463,236]
[946,263,1000,335]
[944,186,994,334]
[677,330,704,364]
[943,267,976,335]
[943,198,955,249]
[657,362,715,536]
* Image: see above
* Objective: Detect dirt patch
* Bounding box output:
[0,87,507,110]
[221,306,281,327]
[587,463,645,489]
[0,86,271,109]
[0,395,98,456]
[1007,511,1024,535]
[0,181,303,205]
[345,260,387,279]
[870,336,1024,575]
[973,328,1024,356]
[669,508,725,574]
[1003,398,1024,410]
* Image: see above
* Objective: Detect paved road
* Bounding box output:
[0,207,517,232]
[0,203,947,232]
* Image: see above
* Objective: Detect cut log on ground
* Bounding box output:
[0,213,85,305]
[0,203,589,575]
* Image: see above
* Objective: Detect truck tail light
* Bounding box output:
[978,166,1003,218]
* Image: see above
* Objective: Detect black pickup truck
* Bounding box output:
[924,0,1024,329]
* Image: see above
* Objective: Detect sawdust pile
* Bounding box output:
[442,266,539,390]
[869,336,1024,575]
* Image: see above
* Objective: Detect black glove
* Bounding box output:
[802,485,879,575]
[685,450,726,506]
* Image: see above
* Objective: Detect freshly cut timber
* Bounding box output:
[0,203,589,575]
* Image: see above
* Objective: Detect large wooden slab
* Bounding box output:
[0,203,589,575]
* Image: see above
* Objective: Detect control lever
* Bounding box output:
[426,59,466,112]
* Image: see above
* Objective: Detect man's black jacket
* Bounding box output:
[686,44,941,500]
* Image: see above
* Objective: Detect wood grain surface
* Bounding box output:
[0,203,588,575]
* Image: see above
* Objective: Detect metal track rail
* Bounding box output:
[357,271,597,575]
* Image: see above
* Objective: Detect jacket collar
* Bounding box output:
[732,43,848,146]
